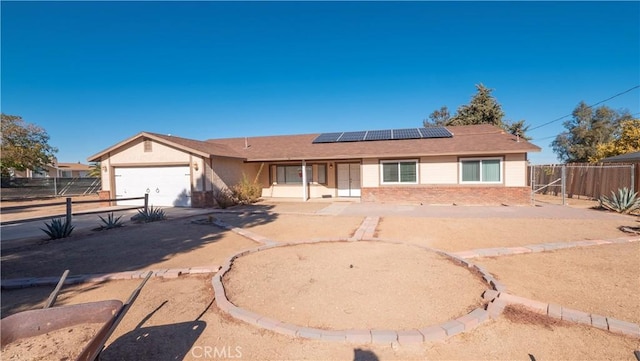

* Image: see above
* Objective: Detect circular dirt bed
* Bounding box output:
[223,241,487,330]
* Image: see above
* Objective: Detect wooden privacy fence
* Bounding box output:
[530,163,636,201]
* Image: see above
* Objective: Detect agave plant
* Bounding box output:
[41,218,75,240]
[98,212,124,230]
[599,187,640,214]
[135,206,166,223]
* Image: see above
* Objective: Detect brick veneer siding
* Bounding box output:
[191,191,214,208]
[98,190,112,207]
[361,186,531,205]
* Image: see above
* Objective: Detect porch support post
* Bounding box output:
[302,160,308,201]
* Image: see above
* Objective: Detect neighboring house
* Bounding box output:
[87,124,540,207]
[12,162,91,178]
[601,151,640,192]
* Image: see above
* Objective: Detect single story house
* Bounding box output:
[87,124,540,207]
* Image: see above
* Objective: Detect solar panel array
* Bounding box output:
[312,127,452,144]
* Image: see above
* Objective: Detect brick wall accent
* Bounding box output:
[98,190,112,207]
[192,191,214,208]
[361,186,531,205]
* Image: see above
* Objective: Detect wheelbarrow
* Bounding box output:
[1,270,152,361]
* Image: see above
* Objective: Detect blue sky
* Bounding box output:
[2,1,638,165]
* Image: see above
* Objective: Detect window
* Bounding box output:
[381,160,417,184]
[144,140,153,152]
[460,158,502,183]
[276,165,312,184]
[317,164,327,184]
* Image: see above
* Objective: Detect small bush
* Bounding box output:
[231,164,264,205]
[600,187,640,214]
[231,174,262,205]
[212,188,236,209]
[135,206,166,223]
[41,218,74,240]
[98,212,124,230]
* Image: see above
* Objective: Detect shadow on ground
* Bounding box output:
[101,299,211,360]
[1,211,278,279]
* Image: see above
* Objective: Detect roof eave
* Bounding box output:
[87,132,212,162]
[243,148,541,162]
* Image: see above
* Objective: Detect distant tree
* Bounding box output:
[504,119,532,141]
[448,84,505,127]
[423,84,531,139]
[589,118,640,162]
[552,102,629,163]
[1,114,58,177]
[423,106,451,127]
[88,162,102,178]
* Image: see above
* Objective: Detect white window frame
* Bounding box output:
[380,159,419,185]
[459,157,503,184]
[275,165,313,185]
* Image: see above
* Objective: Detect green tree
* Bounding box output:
[505,119,532,141]
[448,84,505,127]
[423,106,451,127]
[88,162,102,178]
[423,84,531,139]
[552,102,629,163]
[0,114,58,177]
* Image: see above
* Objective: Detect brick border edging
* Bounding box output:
[497,292,640,339]
[0,267,219,290]
[451,237,640,259]
[211,239,505,344]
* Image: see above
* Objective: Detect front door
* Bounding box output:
[337,163,361,197]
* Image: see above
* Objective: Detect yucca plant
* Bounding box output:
[135,206,166,223]
[599,187,640,214]
[41,218,75,240]
[98,212,124,230]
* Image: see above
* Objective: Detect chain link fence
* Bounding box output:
[1,177,101,200]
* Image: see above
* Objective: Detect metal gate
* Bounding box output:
[530,163,635,205]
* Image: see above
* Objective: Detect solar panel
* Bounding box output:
[365,129,392,141]
[392,128,422,140]
[312,132,342,143]
[338,131,367,142]
[312,127,453,144]
[419,127,453,139]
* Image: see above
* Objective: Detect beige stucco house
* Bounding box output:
[87,124,540,207]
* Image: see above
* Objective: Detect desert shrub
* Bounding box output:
[41,218,74,240]
[599,187,640,214]
[212,188,236,209]
[231,164,264,205]
[135,206,166,223]
[98,212,124,230]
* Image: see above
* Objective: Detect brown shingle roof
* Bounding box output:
[88,125,540,163]
[88,131,243,161]
[207,124,540,161]
[147,132,242,159]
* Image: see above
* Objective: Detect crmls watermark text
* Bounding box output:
[191,346,243,359]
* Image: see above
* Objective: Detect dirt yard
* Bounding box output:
[2,199,639,360]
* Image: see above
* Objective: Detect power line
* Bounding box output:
[529,85,640,131]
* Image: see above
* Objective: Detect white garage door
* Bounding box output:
[115,166,191,207]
